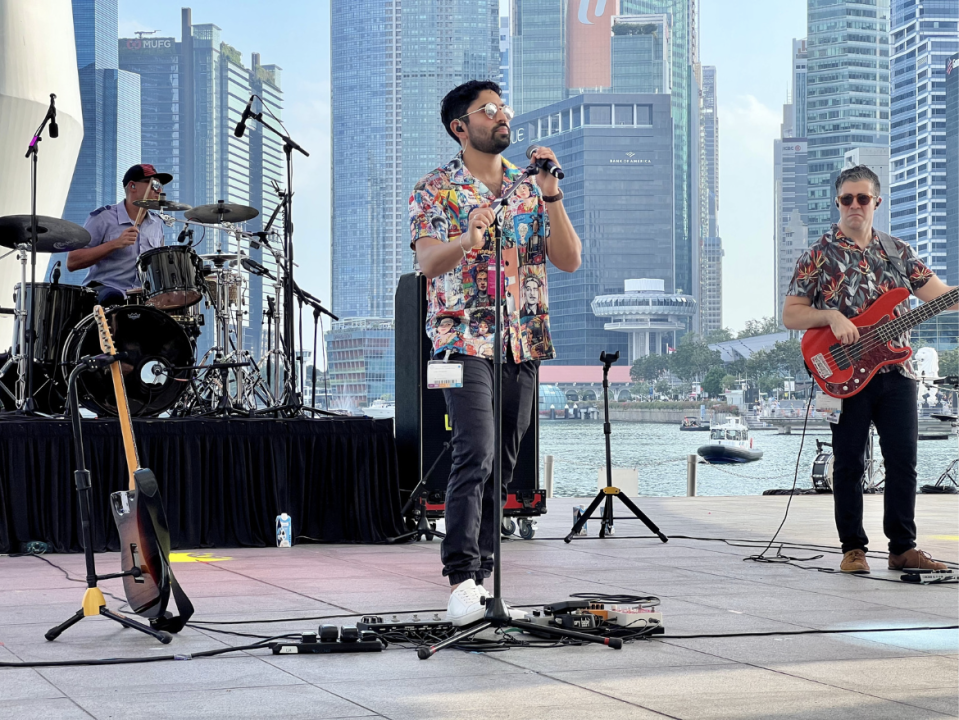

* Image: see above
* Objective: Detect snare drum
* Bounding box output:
[811,451,834,492]
[138,245,203,310]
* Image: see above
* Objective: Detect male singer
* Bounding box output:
[67,164,171,305]
[410,80,581,626]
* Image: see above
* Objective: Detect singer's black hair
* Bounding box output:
[441,80,502,144]
[835,164,881,197]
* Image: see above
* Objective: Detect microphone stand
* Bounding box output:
[419,162,620,659]
[20,95,58,415]
[246,106,308,415]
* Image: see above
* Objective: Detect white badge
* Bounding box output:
[817,391,842,424]
[427,360,463,389]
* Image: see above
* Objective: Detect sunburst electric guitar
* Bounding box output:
[802,287,958,399]
[93,305,193,631]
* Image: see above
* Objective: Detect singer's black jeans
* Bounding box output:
[441,353,537,586]
[829,370,919,556]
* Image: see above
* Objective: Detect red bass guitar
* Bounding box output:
[802,287,958,399]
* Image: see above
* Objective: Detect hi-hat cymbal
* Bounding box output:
[133,199,193,212]
[185,201,259,224]
[199,253,240,265]
[0,215,91,252]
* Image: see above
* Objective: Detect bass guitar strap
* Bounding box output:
[152,570,194,633]
[874,229,910,285]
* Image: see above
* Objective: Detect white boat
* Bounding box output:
[697,418,763,464]
[362,400,395,420]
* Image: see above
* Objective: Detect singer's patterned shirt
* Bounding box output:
[786,224,933,379]
[410,152,553,362]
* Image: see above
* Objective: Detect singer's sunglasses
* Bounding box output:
[837,193,877,207]
[460,102,514,122]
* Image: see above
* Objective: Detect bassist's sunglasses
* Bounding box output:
[837,193,877,207]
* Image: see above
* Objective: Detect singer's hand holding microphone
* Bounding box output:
[525,145,564,195]
[465,205,496,252]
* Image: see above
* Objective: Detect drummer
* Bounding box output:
[66,163,172,305]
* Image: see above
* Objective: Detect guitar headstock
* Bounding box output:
[93,305,117,356]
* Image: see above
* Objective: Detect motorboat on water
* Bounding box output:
[362,399,395,419]
[697,418,763,463]
[679,416,710,431]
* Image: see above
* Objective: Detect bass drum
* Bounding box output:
[62,305,194,417]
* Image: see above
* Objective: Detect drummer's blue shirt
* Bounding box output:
[81,202,164,293]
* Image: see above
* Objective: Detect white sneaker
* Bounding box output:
[446,580,486,627]
[475,583,492,598]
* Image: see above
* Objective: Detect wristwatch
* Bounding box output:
[542,189,564,203]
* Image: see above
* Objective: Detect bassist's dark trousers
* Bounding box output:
[830,370,918,555]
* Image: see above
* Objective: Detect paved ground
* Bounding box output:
[1,495,957,719]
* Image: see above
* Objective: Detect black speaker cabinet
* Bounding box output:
[394,273,545,520]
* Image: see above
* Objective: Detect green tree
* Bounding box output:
[721,374,739,392]
[668,333,722,382]
[702,366,726,397]
[938,348,958,377]
[630,353,669,382]
[737,316,781,339]
[654,378,671,397]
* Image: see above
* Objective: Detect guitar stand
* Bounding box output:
[45,362,172,644]
[564,351,668,544]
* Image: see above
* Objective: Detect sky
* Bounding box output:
[118,0,808,337]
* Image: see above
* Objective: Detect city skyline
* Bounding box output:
[117,0,814,342]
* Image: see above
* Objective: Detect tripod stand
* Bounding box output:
[45,361,171,644]
[564,351,668,543]
[418,164,618,659]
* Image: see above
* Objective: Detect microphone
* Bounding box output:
[234,95,256,138]
[526,145,564,179]
[51,260,61,285]
[176,226,194,244]
[47,94,59,138]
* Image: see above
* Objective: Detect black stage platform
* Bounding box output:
[0,416,405,554]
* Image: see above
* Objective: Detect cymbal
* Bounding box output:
[133,199,193,212]
[0,215,91,252]
[185,202,259,224]
[199,253,239,264]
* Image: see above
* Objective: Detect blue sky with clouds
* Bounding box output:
[119,0,807,335]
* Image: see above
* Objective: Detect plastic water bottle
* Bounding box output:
[276,513,292,548]
[573,506,587,536]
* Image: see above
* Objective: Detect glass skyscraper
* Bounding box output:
[504,93,676,365]
[792,38,808,138]
[889,0,958,277]
[53,0,141,283]
[700,64,721,333]
[510,0,567,115]
[611,15,671,94]
[806,0,890,242]
[947,52,958,288]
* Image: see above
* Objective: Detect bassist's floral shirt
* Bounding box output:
[787,225,933,380]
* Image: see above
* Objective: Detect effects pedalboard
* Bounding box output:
[519,599,664,637]
[270,625,384,654]
[901,569,959,584]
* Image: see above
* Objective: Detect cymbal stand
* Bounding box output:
[0,245,28,407]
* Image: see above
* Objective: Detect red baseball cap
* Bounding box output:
[122,163,173,186]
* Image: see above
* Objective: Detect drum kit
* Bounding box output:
[0,194,328,419]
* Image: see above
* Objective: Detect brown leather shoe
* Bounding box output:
[888,548,948,571]
[840,549,870,574]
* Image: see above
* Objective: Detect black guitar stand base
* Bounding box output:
[388,442,451,543]
[564,351,668,544]
[45,363,172,645]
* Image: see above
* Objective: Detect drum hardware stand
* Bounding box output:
[564,351,668,543]
[926,379,958,492]
[45,358,171,645]
[421,165,617,659]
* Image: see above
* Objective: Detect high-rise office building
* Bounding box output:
[500,15,510,105]
[504,93,676,365]
[510,0,567,115]
[806,0,890,242]
[842,146,890,233]
[889,0,958,278]
[947,53,958,288]
[774,141,809,326]
[700,64,721,333]
[791,38,808,139]
[52,0,141,284]
[611,15,671,94]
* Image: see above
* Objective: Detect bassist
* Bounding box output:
[783,165,957,575]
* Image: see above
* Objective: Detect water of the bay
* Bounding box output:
[538,420,958,498]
